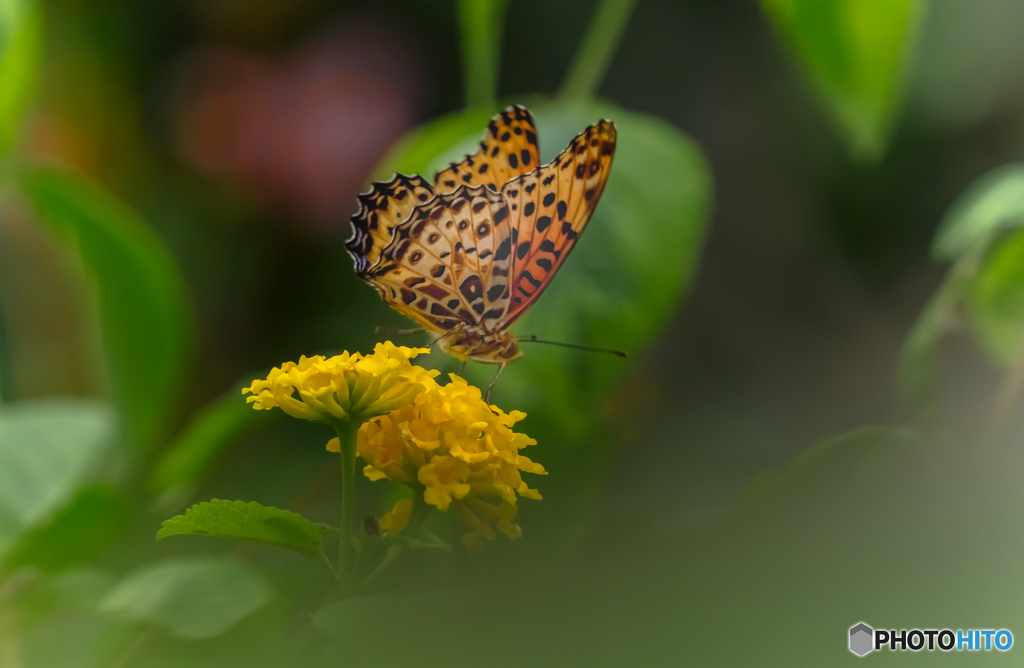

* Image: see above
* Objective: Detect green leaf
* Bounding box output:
[99,558,271,639]
[375,107,496,182]
[0,0,43,155]
[22,169,193,448]
[397,527,452,552]
[149,389,269,495]
[932,163,1024,261]
[157,499,323,557]
[5,486,129,573]
[731,427,915,522]
[760,0,924,161]
[312,591,459,639]
[966,228,1024,365]
[385,100,711,435]
[0,398,114,558]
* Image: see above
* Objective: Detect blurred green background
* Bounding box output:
[3,0,1024,665]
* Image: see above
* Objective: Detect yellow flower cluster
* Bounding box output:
[351,374,546,550]
[242,342,437,423]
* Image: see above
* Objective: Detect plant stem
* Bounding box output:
[559,0,640,103]
[458,0,509,108]
[333,420,359,589]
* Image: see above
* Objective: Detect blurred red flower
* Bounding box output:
[173,22,425,233]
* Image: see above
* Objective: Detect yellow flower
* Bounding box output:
[358,374,545,549]
[379,498,413,536]
[243,342,438,423]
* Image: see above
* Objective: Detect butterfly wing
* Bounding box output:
[347,174,435,274]
[365,186,515,334]
[498,119,616,326]
[434,105,540,195]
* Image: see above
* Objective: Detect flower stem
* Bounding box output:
[333,420,360,589]
[559,0,640,103]
[458,0,509,108]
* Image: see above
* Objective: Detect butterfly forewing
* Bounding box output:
[366,186,514,333]
[499,119,616,326]
[347,174,434,273]
[434,105,540,195]
[346,105,616,363]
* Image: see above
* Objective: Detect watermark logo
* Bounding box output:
[849,623,1013,656]
[849,623,874,656]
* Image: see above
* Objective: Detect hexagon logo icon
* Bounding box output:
[849,622,874,656]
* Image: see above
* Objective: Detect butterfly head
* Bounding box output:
[439,328,523,364]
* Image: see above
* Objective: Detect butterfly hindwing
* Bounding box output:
[499,119,616,325]
[347,174,434,274]
[434,105,540,195]
[366,186,514,333]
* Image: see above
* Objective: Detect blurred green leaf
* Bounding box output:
[760,0,924,161]
[312,591,459,639]
[732,427,915,521]
[0,0,43,155]
[99,558,271,639]
[896,266,971,416]
[967,228,1024,365]
[899,164,1024,412]
[397,527,451,552]
[5,486,129,573]
[22,169,193,448]
[149,390,270,495]
[157,499,323,557]
[932,163,1024,261]
[375,107,495,182]
[386,100,711,435]
[0,398,114,558]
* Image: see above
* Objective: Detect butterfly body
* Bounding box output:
[347,105,615,364]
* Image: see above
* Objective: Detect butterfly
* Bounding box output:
[347,105,616,366]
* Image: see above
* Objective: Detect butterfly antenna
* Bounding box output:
[521,335,627,358]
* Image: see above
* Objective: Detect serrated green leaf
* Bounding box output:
[22,169,193,448]
[149,387,269,495]
[99,558,271,639]
[760,0,924,161]
[157,499,323,556]
[0,0,43,155]
[0,398,114,558]
[967,228,1024,365]
[932,163,1024,261]
[384,99,711,436]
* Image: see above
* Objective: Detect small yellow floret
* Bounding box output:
[359,374,545,549]
[242,342,437,424]
[379,498,413,536]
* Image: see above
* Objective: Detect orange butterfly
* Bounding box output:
[347,105,616,368]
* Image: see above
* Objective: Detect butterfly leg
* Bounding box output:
[484,363,505,403]
[458,359,467,376]
[428,325,462,351]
